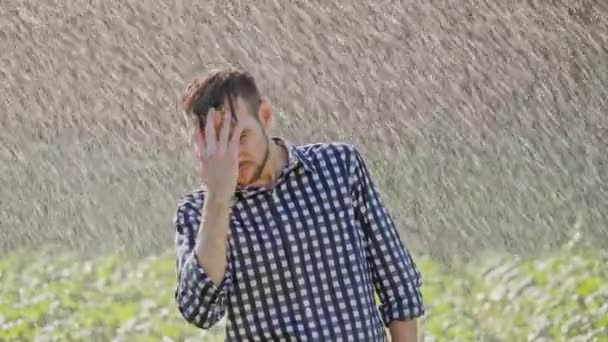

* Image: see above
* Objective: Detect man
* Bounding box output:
[173,67,425,341]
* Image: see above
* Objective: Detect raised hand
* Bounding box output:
[193,109,243,203]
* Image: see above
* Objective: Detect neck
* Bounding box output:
[248,138,288,188]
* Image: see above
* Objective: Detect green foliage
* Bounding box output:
[1,248,606,341]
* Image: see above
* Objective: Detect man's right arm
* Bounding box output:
[174,194,233,329]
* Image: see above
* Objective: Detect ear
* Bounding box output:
[258,97,273,129]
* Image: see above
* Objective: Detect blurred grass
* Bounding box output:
[1,242,606,341]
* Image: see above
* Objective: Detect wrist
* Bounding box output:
[205,191,234,207]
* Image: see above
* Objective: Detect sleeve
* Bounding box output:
[348,146,425,326]
[173,200,232,329]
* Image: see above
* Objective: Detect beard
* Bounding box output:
[239,138,270,186]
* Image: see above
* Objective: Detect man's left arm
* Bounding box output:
[348,145,425,342]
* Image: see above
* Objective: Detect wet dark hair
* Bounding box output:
[179,68,262,128]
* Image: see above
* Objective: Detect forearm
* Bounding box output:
[174,195,233,329]
[195,194,232,285]
[388,319,418,342]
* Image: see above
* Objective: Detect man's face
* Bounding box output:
[209,96,271,187]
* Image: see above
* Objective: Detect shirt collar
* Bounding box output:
[227,137,315,198]
[273,137,316,175]
[196,138,315,198]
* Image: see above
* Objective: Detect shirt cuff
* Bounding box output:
[380,281,426,326]
[178,251,230,310]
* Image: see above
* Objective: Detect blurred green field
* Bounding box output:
[1,242,606,342]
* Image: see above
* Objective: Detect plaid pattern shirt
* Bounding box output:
[173,139,425,341]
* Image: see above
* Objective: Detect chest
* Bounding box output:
[226,174,366,278]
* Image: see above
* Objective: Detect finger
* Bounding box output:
[218,111,231,153]
[228,121,244,154]
[191,115,200,140]
[194,127,205,160]
[205,109,217,152]
[191,116,204,159]
[198,147,208,183]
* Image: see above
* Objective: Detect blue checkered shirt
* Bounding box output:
[173,139,425,341]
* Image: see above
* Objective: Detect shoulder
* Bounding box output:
[172,186,206,232]
[293,141,363,168]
